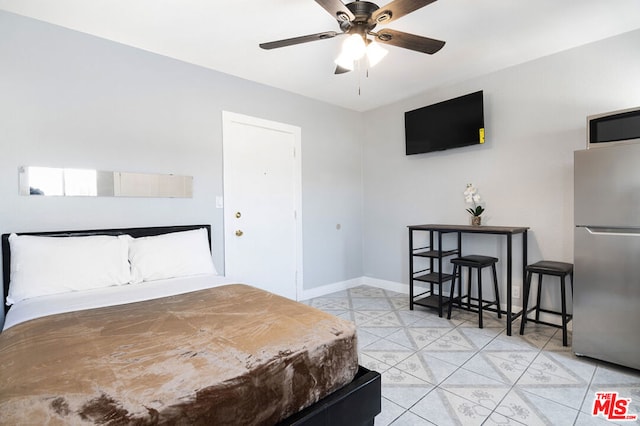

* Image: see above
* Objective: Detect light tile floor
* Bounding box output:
[303,286,640,426]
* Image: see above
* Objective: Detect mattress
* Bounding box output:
[0,283,359,425]
[3,273,237,331]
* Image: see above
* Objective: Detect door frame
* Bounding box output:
[221,111,303,299]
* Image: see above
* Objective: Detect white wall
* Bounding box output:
[0,11,364,306]
[362,29,640,305]
[3,9,640,327]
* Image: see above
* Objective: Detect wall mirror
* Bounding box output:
[19,166,193,198]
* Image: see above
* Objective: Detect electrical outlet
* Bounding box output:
[512,286,521,299]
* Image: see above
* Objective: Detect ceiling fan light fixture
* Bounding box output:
[341,33,367,61]
[366,41,388,67]
[334,53,355,71]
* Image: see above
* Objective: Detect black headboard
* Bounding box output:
[1,225,211,312]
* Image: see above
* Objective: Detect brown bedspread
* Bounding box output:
[0,284,358,425]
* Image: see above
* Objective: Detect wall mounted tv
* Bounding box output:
[405,90,485,155]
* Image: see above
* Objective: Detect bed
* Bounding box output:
[0,225,380,425]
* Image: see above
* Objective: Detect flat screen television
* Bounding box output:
[404,90,485,155]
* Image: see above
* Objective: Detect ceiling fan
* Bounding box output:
[259,0,445,74]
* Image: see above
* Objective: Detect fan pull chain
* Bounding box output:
[358,63,371,96]
[357,58,362,96]
[353,58,370,96]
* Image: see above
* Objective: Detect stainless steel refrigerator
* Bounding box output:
[574,143,640,370]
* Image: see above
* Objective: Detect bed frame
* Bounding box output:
[1,224,381,426]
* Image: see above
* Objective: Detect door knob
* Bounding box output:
[235,212,242,218]
[235,230,243,237]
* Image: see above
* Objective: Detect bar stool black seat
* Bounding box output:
[447,255,501,328]
[519,260,574,346]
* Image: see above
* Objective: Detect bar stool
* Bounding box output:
[447,255,501,328]
[519,261,574,346]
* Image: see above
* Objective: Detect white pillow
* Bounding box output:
[128,228,217,283]
[7,233,132,305]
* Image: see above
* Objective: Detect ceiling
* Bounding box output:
[2,0,640,112]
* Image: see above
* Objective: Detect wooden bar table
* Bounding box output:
[408,224,529,336]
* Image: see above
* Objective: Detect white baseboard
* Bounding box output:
[299,277,364,301]
[299,276,410,301]
[361,276,410,294]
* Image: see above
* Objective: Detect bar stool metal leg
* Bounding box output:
[477,267,484,328]
[447,264,458,320]
[560,275,568,347]
[534,273,543,322]
[492,263,502,319]
[520,270,533,335]
[570,272,574,298]
[466,267,472,311]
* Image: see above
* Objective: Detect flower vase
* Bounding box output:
[471,215,482,226]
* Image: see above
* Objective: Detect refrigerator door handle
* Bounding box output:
[583,226,640,237]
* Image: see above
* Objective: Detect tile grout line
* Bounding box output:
[326,286,640,425]
[390,311,509,424]
[368,292,514,424]
[456,318,539,425]
[573,362,599,425]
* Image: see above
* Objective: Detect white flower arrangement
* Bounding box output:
[464,183,485,217]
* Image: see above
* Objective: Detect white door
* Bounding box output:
[222,111,302,300]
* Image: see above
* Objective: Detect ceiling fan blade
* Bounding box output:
[259,31,338,50]
[314,0,355,22]
[373,28,445,54]
[372,0,437,25]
